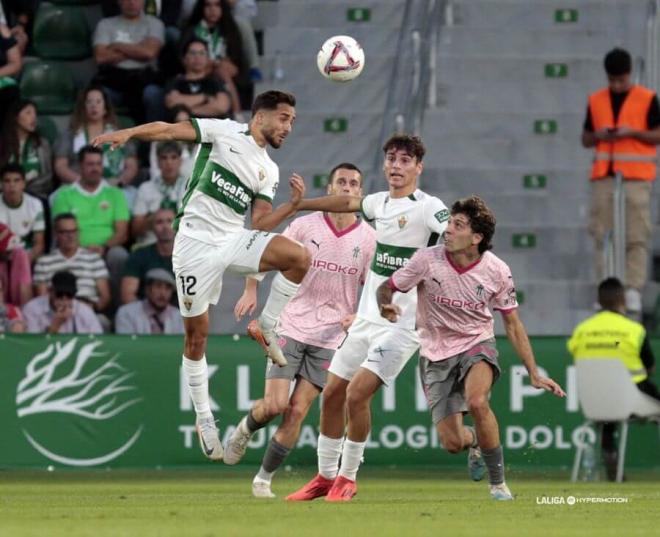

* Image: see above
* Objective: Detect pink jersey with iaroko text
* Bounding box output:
[390,245,518,361]
[278,212,376,349]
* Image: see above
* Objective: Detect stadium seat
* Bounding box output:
[33,3,91,60]
[37,116,59,146]
[117,116,136,129]
[571,359,660,483]
[20,62,76,115]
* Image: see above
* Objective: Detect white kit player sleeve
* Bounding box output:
[424,197,450,237]
[191,118,232,143]
[255,164,279,204]
[359,193,380,222]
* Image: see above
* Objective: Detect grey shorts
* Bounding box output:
[419,339,501,424]
[265,335,334,389]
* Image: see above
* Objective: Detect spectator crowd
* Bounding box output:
[0,0,263,334]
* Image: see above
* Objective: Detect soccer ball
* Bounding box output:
[317,35,365,82]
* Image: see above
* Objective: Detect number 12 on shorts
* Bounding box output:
[179,275,197,295]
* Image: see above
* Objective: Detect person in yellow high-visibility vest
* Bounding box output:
[582,48,660,316]
[568,277,659,480]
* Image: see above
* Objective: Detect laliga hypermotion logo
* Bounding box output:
[15,338,143,466]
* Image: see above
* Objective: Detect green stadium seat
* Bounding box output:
[37,116,60,146]
[117,116,136,129]
[33,3,91,60]
[20,62,76,115]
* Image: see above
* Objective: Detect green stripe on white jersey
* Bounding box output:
[357,189,449,329]
[175,118,280,246]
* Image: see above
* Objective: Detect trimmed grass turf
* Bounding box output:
[1,468,659,537]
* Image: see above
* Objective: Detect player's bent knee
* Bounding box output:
[286,402,309,425]
[467,395,490,417]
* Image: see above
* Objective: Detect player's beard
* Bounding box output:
[263,126,283,148]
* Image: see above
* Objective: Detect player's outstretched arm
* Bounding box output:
[92,121,196,150]
[502,310,566,397]
[251,174,306,231]
[297,194,362,214]
[376,281,402,323]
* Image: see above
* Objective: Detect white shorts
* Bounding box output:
[329,317,420,386]
[172,230,276,317]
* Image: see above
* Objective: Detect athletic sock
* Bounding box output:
[465,425,479,448]
[337,439,367,481]
[246,409,267,434]
[256,438,291,482]
[258,273,300,331]
[182,355,212,420]
[482,445,505,485]
[318,433,344,480]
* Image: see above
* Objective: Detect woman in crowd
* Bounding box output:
[0,99,52,198]
[54,84,138,192]
[182,0,251,115]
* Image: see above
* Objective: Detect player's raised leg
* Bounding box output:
[248,235,311,365]
[252,378,321,497]
[286,372,349,501]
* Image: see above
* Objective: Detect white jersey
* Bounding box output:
[357,189,448,329]
[175,118,279,246]
[0,193,45,249]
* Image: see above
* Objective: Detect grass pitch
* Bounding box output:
[1,468,658,537]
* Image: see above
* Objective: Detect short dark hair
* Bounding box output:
[598,277,625,310]
[78,144,103,163]
[181,37,208,58]
[382,134,426,162]
[328,162,363,185]
[450,195,496,254]
[54,213,77,227]
[604,48,632,76]
[0,163,25,180]
[156,141,182,157]
[51,270,77,296]
[251,90,296,116]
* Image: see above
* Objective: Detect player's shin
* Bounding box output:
[337,438,367,481]
[482,445,505,485]
[255,438,291,483]
[317,433,344,480]
[258,273,301,331]
[182,355,212,419]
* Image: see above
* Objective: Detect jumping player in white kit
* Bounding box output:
[221,163,376,498]
[377,195,566,500]
[286,134,449,502]
[93,91,316,462]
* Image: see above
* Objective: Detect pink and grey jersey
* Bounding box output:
[390,245,518,361]
[278,212,376,349]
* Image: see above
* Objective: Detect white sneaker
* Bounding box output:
[489,482,514,501]
[196,416,223,461]
[252,478,275,498]
[223,416,253,465]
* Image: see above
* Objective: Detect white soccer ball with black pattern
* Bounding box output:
[317,35,365,82]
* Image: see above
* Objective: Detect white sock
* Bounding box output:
[258,273,300,331]
[317,433,343,480]
[338,439,367,481]
[182,355,212,420]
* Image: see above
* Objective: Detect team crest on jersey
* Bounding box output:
[258,167,266,182]
[183,297,193,311]
[476,284,485,299]
[99,201,109,211]
[398,215,408,229]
